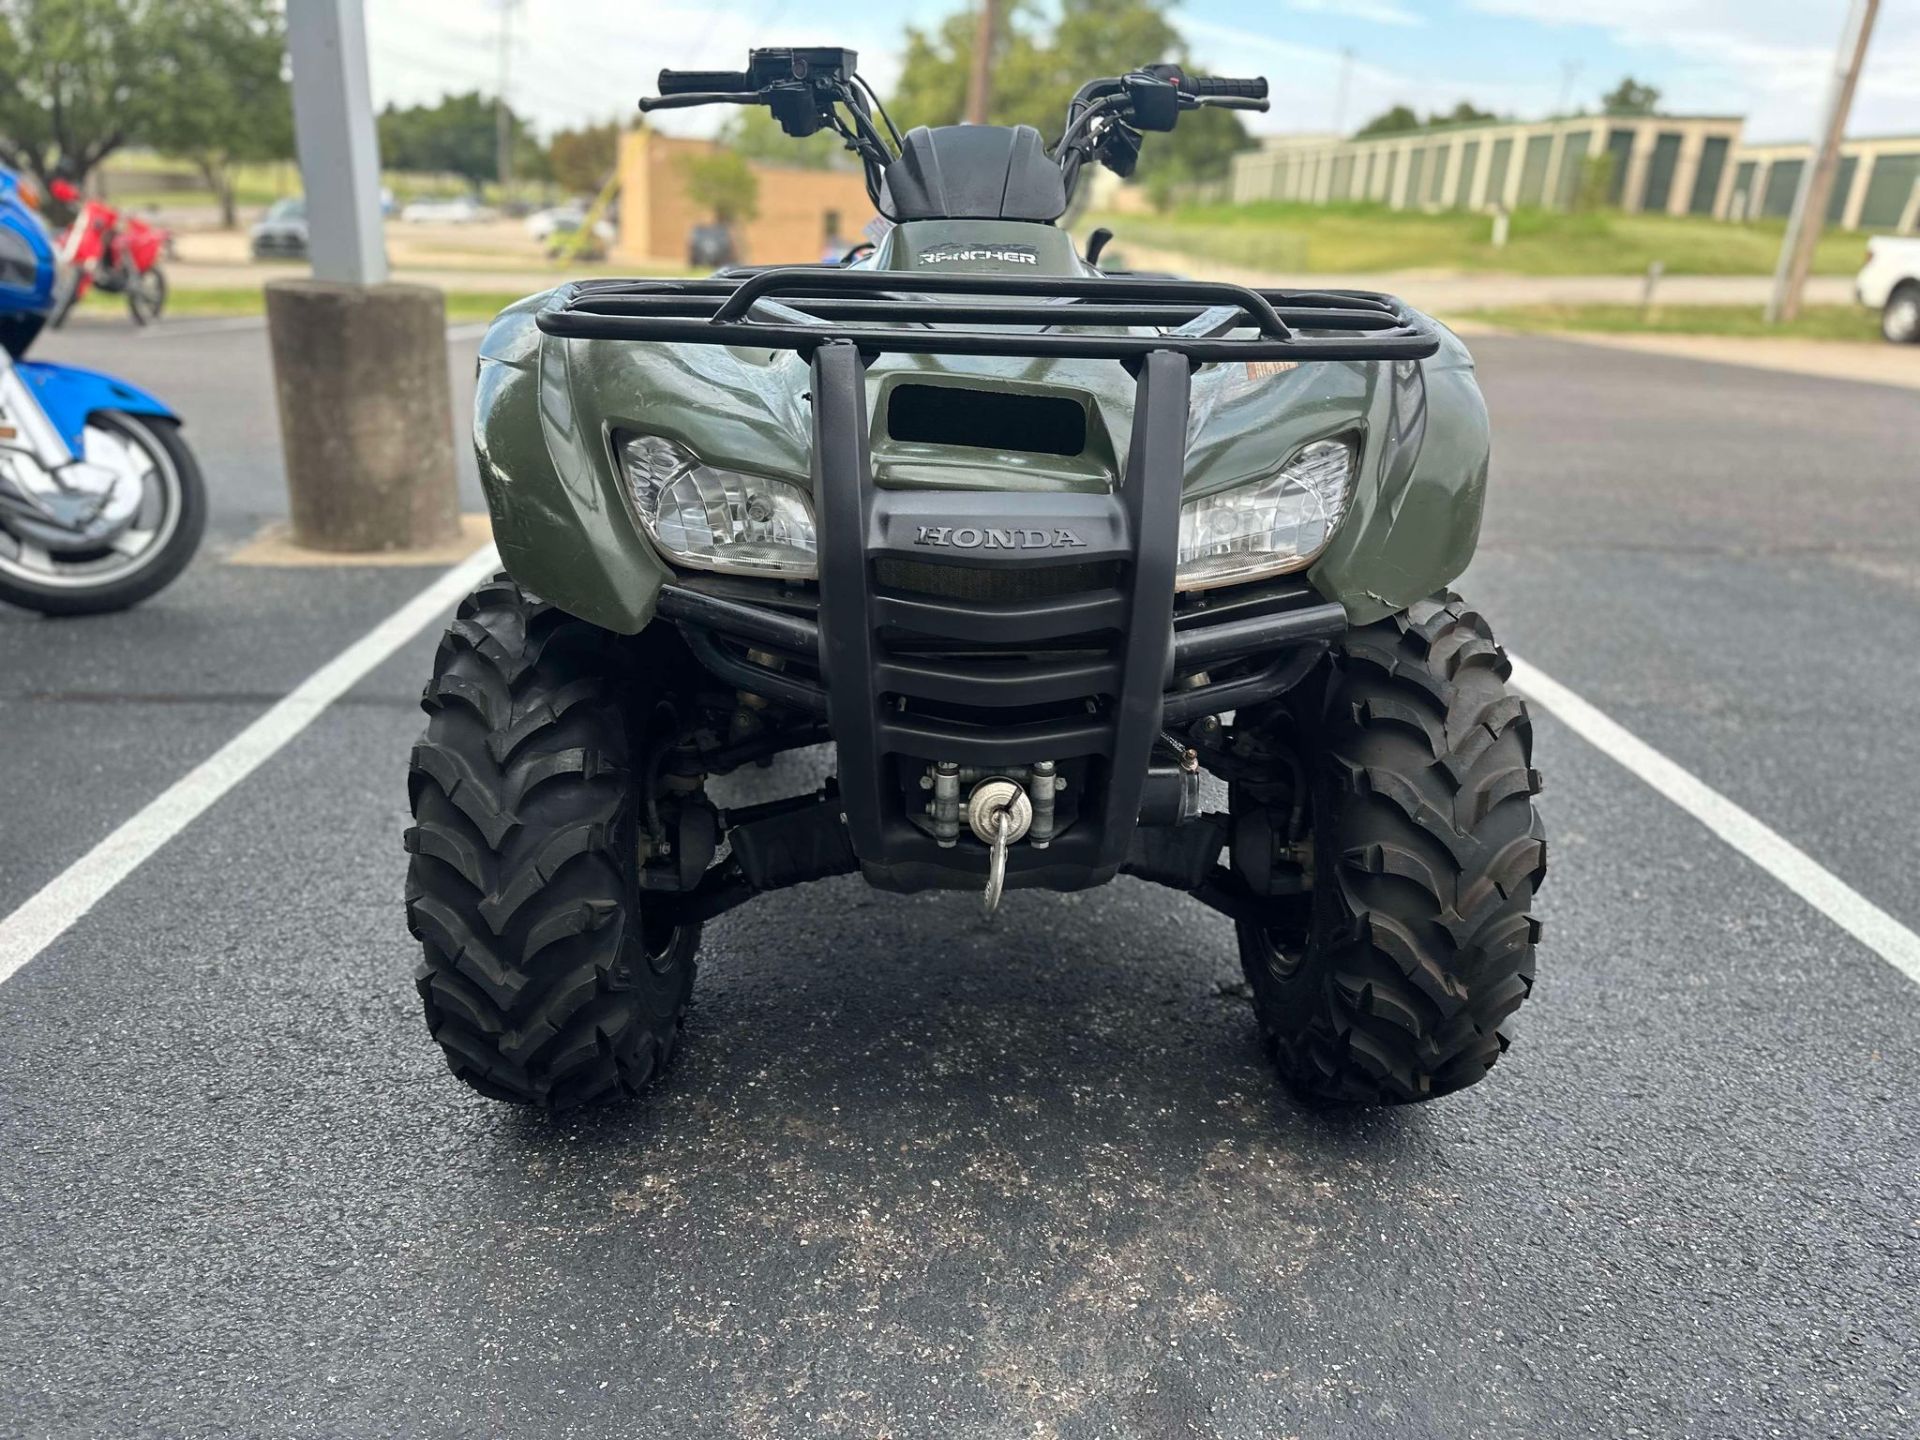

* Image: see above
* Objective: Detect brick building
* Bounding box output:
[614,129,875,267]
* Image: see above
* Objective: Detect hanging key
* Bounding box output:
[965,777,1033,917]
[983,808,1011,915]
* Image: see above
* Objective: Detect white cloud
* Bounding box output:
[1466,0,1920,140]
[1180,16,1563,136]
[1286,0,1429,28]
[362,0,924,138]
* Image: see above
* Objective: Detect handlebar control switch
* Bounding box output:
[1124,73,1182,132]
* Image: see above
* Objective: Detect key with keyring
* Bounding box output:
[983,807,1012,915]
[966,777,1031,917]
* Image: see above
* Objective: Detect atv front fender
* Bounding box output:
[1307,322,1489,627]
[472,293,670,633]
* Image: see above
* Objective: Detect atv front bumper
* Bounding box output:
[535,270,1433,903]
[660,346,1343,898]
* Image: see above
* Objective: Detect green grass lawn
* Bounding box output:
[1087,202,1872,277]
[1464,303,1881,342]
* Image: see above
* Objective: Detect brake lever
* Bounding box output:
[637,90,763,113]
[1193,96,1271,112]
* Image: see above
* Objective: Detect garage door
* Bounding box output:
[1859,153,1920,230]
[1762,159,1803,218]
[1689,137,1729,215]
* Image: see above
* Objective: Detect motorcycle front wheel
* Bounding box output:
[126,267,168,326]
[0,412,206,615]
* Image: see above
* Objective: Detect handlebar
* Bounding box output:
[657,67,752,95]
[1184,75,1268,100]
[636,49,1271,207]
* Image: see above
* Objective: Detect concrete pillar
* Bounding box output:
[1621,123,1656,213]
[265,280,460,552]
[1671,129,1706,218]
[1839,141,1875,229]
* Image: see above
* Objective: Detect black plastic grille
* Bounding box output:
[873,557,1121,602]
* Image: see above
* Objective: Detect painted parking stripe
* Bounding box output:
[139,318,496,340]
[4,597,1912,996]
[0,544,500,989]
[1509,655,1920,989]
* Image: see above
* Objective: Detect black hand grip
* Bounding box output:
[657,67,751,95]
[1186,75,1268,100]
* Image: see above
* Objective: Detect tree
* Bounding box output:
[0,0,154,192]
[144,0,290,228]
[1602,77,1660,116]
[679,149,757,223]
[1356,104,1421,137]
[548,120,621,195]
[890,0,1250,201]
[378,91,541,192]
[1356,101,1496,138]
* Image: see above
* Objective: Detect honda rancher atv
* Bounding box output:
[406,49,1545,1112]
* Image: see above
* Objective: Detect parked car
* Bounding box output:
[250,197,308,260]
[400,196,491,225]
[528,205,614,239]
[525,205,584,241]
[687,220,737,269]
[1857,236,1920,344]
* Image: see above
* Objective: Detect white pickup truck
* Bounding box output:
[1858,237,1920,343]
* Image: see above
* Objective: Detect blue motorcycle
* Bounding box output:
[0,167,204,614]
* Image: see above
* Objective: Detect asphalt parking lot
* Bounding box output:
[2,319,1916,1439]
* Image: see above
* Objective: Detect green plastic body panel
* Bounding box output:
[472,220,1490,633]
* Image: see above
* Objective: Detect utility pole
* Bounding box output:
[965,0,998,125]
[1332,48,1354,135]
[286,0,385,285]
[1556,60,1583,116]
[1767,0,1878,324]
[495,0,520,194]
[270,0,459,556]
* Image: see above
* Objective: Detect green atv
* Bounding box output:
[405,49,1545,1112]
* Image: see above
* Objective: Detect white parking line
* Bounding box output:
[137,318,496,340]
[0,544,500,989]
[3,599,1913,997]
[135,316,272,339]
[1509,655,1920,990]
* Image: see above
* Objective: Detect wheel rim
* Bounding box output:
[1888,296,1920,342]
[127,272,163,323]
[0,418,183,591]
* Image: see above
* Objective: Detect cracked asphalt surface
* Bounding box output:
[1,320,1916,1439]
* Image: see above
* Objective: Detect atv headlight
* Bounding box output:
[1175,438,1355,592]
[621,434,817,578]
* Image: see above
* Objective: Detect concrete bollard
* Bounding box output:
[264,278,460,553]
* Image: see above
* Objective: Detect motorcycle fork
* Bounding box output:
[0,350,93,519]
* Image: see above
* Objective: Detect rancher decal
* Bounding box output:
[917,243,1040,266]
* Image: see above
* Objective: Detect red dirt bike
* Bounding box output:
[49,182,172,327]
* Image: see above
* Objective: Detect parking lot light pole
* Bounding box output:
[267,0,460,553]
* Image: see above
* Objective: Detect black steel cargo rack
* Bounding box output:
[533,268,1442,363]
[538,267,1437,896]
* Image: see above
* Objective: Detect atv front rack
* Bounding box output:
[540,268,1433,896]
[533,269,1442,362]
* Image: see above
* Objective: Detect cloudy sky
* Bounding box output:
[364,0,1920,145]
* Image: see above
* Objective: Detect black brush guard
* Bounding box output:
[536,269,1440,900]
